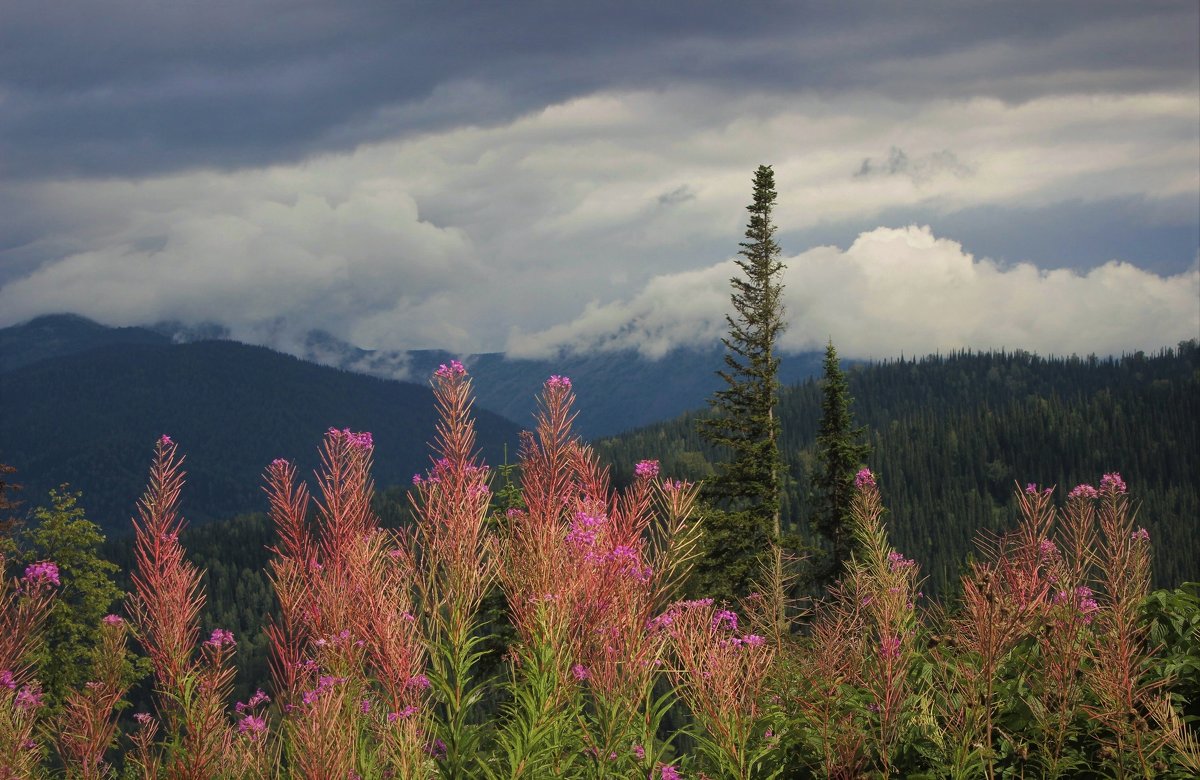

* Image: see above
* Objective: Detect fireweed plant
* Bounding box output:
[1,366,1197,778]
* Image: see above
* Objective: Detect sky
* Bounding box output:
[1,0,1197,362]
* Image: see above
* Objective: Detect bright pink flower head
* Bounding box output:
[0,670,15,690]
[435,360,466,380]
[887,551,915,571]
[1132,527,1150,543]
[1068,483,1099,500]
[854,468,876,490]
[572,664,590,681]
[711,609,738,632]
[23,561,60,587]
[660,765,682,780]
[15,685,43,710]
[632,744,645,759]
[158,434,173,446]
[634,459,660,480]
[238,714,267,738]
[102,614,124,625]
[1099,472,1127,494]
[546,374,571,390]
[206,628,235,648]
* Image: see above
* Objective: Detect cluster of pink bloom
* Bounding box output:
[711,609,739,632]
[879,635,902,661]
[1068,483,1100,499]
[0,670,14,690]
[434,359,466,379]
[22,560,60,587]
[102,613,124,625]
[301,674,346,706]
[387,705,420,722]
[1132,527,1151,542]
[205,628,236,648]
[1099,472,1127,494]
[235,689,270,714]
[1054,585,1100,623]
[11,683,43,710]
[326,427,374,450]
[237,714,267,739]
[855,468,876,490]
[1024,483,1053,496]
[634,459,660,480]
[546,374,571,389]
[887,551,916,572]
[660,763,682,779]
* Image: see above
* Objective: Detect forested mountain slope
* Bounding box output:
[1,340,521,532]
[596,343,1200,594]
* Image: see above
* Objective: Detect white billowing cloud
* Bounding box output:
[507,225,1200,360]
[0,85,1196,357]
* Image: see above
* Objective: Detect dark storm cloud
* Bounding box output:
[2,0,1196,179]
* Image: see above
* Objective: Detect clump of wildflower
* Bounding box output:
[237,714,267,739]
[711,609,739,632]
[159,434,173,446]
[572,664,590,681]
[1068,483,1099,499]
[632,744,645,759]
[855,468,876,490]
[1099,472,1127,494]
[660,764,682,780]
[434,359,466,379]
[880,635,902,661]
[102,613,124,625]
[22,560,60,587]
[426,738,448,759]
[546,374,571,389]
[887,551,915,571]
[0,670,15,690]
[205,628,235,647]
[15,684,43,710]
[1132,527,1150,542]
[634,459,661,480]
[1038,539,1059,561]
[327,427,373,449]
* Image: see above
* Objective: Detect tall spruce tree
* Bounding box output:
[695,164,787,600]
[813,340,871,587]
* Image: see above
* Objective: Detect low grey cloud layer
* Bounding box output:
[0,1,1196,361]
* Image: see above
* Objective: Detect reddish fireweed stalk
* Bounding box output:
[126,435,238,780]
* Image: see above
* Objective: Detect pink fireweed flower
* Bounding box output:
[1038,539,1059,561]
[741,634,766,647]
[206,628,235,647]
[360,699,372,713]
[632,744,645,759]
[238,714,267,738]
[887,551,915,571]
[1068,483,1099,499]
[854,468,876,490]
[102,614,124,625]
[546,374,571,389]
[660,765,682,780]
[426,738,448,759]
[1099,472,1127,494]
[880,635,902,661]
[406,674,431,690]
[14,685,43,710]
[23,561,60,587]
[159,434,173,446]
[634,459,660,480]
[133,712,153,726]
[434,360,466,379]
[572,664,590,681]
[0,670,15,690]
[712,609,739,632]
[1132,527,1150,542]
[1025,483,1039,495]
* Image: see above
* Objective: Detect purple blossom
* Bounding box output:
[426,738,448,758]
[360,699,372,713]
[880,635,902,661]
[546,375,572,389]
[206,628,235,648]
[0,670,15,690]
[435,360,466,379]
[1025,483,1039,495]
[660,765,682,780]
[1132,527,1150,542]
[133,712,153,726]
[238,714,267,738]
[1068,483,1099,499]
[711,609,739,632]
[1038,539,1059,561]
[102,614,124,625]
[572,664,590,681]
[1099,472,1127,494]
[632,744,645,760]
[634,460,660,480]
[887,551,916,571]
[406,674,431,690]
[159,434,173,446]
[271,457,290,468]
[23,561,60,587]
[15,685,43,710]
[854,468,876,490]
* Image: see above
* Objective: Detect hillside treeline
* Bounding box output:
[596,342,1200,595]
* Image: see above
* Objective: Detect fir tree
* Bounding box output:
[813,340,871,587]
[20,486,124,712]
[696,164,787,600]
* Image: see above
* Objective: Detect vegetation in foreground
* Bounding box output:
[2,364,1198,778]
